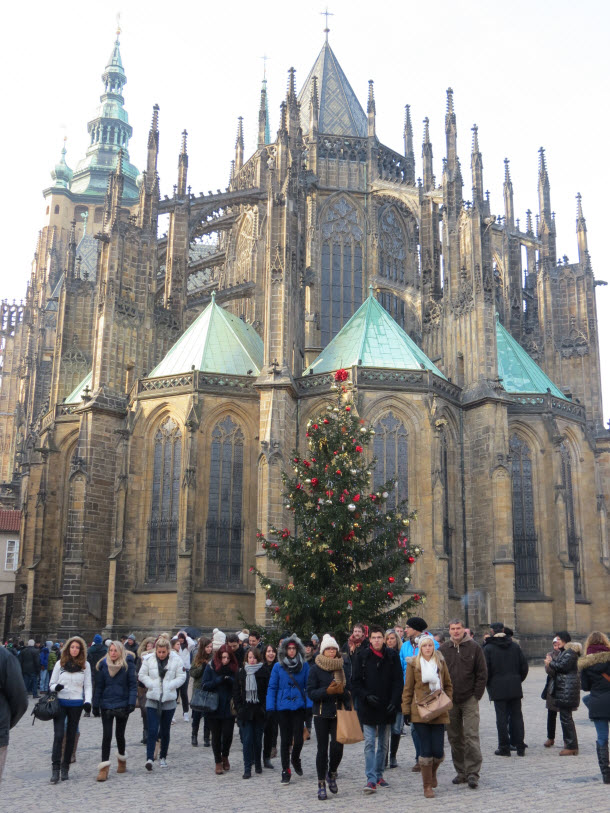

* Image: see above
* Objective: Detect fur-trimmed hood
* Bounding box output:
[578,649,610,671]
[562,641,582,655]
[278,634,306,661]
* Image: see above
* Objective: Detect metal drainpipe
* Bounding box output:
[460,407,469,628]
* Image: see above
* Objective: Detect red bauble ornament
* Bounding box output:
[293,457,299,463]
[345,406,351,412]
[337,610,342,615]
[356,583,363,591]
[387,591,394,599]
[323,418,329,424]
[311,477,319,486]
[388,576,395,583]
[408,555,415,563]
[413,594,421,601]
[312,424,319,430]
[355,445,363,453]
[353,494,360,502]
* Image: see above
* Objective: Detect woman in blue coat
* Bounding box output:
[92,641,137,781]
[202,644,238,775]
[266,634,312,785]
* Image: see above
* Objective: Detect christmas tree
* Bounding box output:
[253,369,423,637]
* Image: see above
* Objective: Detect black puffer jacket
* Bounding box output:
[352,644,403,725]
[483,634,528,700]
[578,649,610,720]
[547,642,581,711]
[307,657,351,718]
[233,664,271,722]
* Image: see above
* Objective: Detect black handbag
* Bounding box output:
[31,692,60,724]
[191,687,218,713]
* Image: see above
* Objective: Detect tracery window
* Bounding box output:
[560,442,582,598]
[146,417,181,583]
[378,207,406,283]
[440,432,454,590]
[376,290,405,329]
[205,416,244,586]
[510,434,540,593]
[320,197,363,346]
[372,412,408,511]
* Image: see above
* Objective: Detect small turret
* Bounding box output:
[404,105,415,184]
[503,157,514,229]
[235,117,244,172]
[422,117,434,192]
[66,220,77,278]
[576,193,588,264]
[50,138,73,189]
[537,147,556,263]
[445,87,457,171]
[367,80,376,138]
[310,75,319,135]
[258,78,270,148]
[147,104,160,176]
[470,124,484,207]
[177,130,188,196]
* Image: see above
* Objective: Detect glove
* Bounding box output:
[224,675,233,683]
[93,707,101,717]
[366,694,381,707]
[128,704,136,714]
[403,715,411,725]
[83,702,92,714]
[386,703,397,716]
[326,680,343,695]
[54,684,64,692]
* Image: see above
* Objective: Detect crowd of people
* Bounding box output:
[0,619,609,795]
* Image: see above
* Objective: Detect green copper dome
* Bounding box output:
[50,141,73,189]
[304,289,446,378]
[496,316,567,399]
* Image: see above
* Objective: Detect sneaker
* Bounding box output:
[159,758,168,768]
[377,778,389,788]
[318,781,328,800]
[452,775,467,784]
[363,782,377,794]
[145,760,153,772]
[281,769,291,785]
[494,748,511,757]
[242,771,251,779]
[183,712,189,723]
[326,772,338,794]
[467,775,479,789]
[291,756,303,776]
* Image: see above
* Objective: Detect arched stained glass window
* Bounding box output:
[378,207,406,283]
[510,434,540,593]
[205,416,244,586]
[372,412,408,511]
[147,417,181,583]
[320,197,363,346]
[560,442,582,598]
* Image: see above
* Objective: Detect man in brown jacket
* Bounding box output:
[440,619,487,789]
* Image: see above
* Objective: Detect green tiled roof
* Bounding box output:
[496,317,567,399]
[149,293,263,378]
[65,370,92,404]
[304,291,446,378]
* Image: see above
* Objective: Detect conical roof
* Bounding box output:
[297,41,367,138]
[304,290,446,378]
[149,293,263,378]
[496,317,567,399]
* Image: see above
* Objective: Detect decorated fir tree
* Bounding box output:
[253,370,424,637]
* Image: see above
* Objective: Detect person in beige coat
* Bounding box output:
[402,634,453,798]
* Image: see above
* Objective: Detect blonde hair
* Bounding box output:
[98,640,129,671]
[583,630,610,654]
[155,636,171,651]
[137,636,156,657]
[415,636,440,671]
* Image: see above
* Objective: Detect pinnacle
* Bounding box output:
[404,104,413,136]
[180,129,188,155]
[446,87,454,115]
[504,157,511,184]
[367,80,375,114]
[151,104,159,132]
[471,124,479,153]
[423,117,430,144]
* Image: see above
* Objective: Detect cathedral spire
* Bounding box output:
[367,80,376,137]
[537,147,555,263]
[576,192,588,263]
[422,117,434,191]
[310,75,319,134]
[538,147,551,216]
[177,130,188,196]
[67,219,77,278]
[503,157,514,228]
[404,105,415,183]
[445,87,457,171]
[147,104,160,175]
[286,67,300,138]
[235,117,244,172]
[258,78,270,148]
[470,124,484,206]
[50,137,73,189]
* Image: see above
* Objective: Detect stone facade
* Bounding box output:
[0,34,608,654]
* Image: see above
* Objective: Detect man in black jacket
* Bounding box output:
[19,639,40,699]
[484,623,529,756]
[352,625,403,794]
[0,645,29,781]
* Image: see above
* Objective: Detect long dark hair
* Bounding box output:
[193,636,212,667]
[263,644,278,665]
[60,636,87,669]
[213,644,238,673]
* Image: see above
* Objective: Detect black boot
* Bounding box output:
[390,733,400,768]
[141,727,147,745]
[60,764,70,781]
[264,758,274,769]
[50,764,60,784]
[596,742,610,784]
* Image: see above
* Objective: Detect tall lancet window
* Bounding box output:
[440,432,453,590]
[372,412,408,511]
[146,417,181,583]
[205,416,244,586]
[560,442,582,598]
[378,207,406,283]
[510,434,540,593]
[320,197,363,346]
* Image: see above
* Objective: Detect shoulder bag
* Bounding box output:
[336,696,364,745]
[415,687,453,722]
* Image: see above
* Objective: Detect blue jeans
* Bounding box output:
[411,723,420,759]
[23,672,38,697]
[40,669,50,693]
[146,706,174,761]
[413,722,445,759]
[241,718,264,772]
[363,723,389,784]
[391,712,404,735]
[593,719,609,745]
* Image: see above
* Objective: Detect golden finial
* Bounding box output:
[116,11,121,40]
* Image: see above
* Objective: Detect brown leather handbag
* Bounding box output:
[415,688,453,722]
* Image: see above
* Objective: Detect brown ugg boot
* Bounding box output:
[222,756,230,771]
[419,757,435,798]
[96,761,111,782]
[431,755,444,788]
[117,754,127,773]
[215,762,224,775]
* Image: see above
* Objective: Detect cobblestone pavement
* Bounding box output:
[2,667,606,812]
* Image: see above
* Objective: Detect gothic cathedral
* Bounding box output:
[0,31,608,654]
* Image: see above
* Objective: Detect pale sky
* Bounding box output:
[2,0,608,422]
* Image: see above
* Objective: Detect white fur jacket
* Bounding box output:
[138,651,186,703]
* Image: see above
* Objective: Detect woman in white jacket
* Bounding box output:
[175,630,195,722]
[138,635,186,771]
[49,636,92,784]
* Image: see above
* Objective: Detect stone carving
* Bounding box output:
[321,197,363,243]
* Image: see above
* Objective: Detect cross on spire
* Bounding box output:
[260,53,270,80]
[321,7,334,41]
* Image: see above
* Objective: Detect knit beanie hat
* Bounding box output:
[237,631,249,643]
[93,634,103,644]
[212,628,226,652]
[27,639,35,647]
[320,634,340,655]
[46,641,53,648]
[104,639,112,648]
[406,616,427,633]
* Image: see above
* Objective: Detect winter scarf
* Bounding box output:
[420,655,441,692]
[63,661,84,673]
[314,654,345,687]
[157,655,169,681]
[587,644,610,655]
[282,653,304,672]
[348,633,365,651]
[106,659,122,677]
[245,662,264,703]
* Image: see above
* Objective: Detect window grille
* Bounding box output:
[372,412,408,512]
[510,434,540,593]
[146,417,181,583]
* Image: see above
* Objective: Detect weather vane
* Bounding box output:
[116,11,121,39]
[321,7,334,41]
